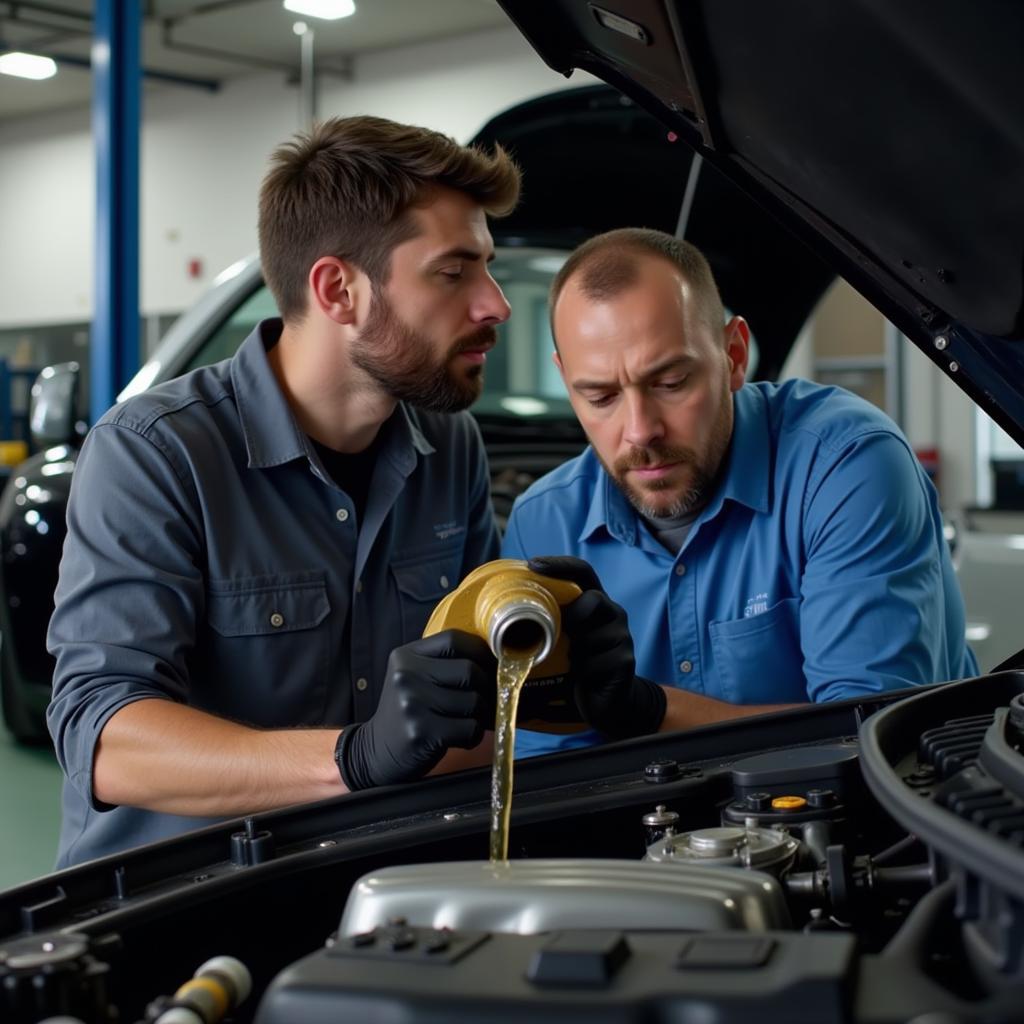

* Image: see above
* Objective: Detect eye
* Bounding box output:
[656,377,688,392]
[586,394,615,409]
[439,267,463,281]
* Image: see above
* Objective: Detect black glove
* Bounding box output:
[335,629,497,790]
[528,556,666,740]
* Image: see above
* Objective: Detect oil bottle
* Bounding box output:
[423,558,586,732]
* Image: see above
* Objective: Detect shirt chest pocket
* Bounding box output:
[202,572,332,726]
[709,597,807,705]
[391,545,463,643]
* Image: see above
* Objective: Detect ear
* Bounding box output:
[724,315,751,391]
[307,256,369,326]
[552,349,565,382]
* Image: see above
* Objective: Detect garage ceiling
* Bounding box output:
[0,0,511,121]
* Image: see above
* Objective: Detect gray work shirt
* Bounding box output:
[47,320,499,867]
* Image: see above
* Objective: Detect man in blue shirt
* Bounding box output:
[502,228,978,756]
[47,116,520,865]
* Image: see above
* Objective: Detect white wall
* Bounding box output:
[0,106,95,324]
[901,337,977,510]
[0,25,594,327]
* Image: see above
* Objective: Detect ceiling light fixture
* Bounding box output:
[0,51,58,80]
[283,0,355,20]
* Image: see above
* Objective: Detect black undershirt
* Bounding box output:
[309,436,379,522]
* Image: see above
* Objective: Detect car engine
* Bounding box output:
[2,673,1023,1023]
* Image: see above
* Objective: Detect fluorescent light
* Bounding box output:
[0,51,57,80]
[283,0,355,20]
[528,255,567,274]
[501,396,550,417]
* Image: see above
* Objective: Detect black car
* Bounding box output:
[3,2,1024,1022]
[0,83,829,743]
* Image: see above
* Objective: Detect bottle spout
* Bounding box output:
[487,598,556,663]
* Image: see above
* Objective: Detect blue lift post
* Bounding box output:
[91,0,141,424]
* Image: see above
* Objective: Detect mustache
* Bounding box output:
[451,325,497,356]
[614,444,697,473]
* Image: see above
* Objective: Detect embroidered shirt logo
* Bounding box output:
[743,592,769,618]
[433,520,466,541]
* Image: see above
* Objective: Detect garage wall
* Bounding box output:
[0,25,594,327]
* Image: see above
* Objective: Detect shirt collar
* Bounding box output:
[577,383,770,544]
[578,454,640,546]
[704,384,770,518]
[231,318,434,471]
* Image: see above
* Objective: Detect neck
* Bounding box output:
[268,319,395,453]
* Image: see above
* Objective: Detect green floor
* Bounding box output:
[0,724,63,889]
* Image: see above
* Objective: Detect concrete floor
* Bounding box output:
[0,724,62,889]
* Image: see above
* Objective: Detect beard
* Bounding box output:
[602,397,733,519]
[351,288,494,413]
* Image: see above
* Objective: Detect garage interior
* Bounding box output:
[1,3,1023,1023]
[0,0,1019,944]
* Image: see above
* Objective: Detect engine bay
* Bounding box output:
[2,672,1023,1023]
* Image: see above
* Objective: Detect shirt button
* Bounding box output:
[336,508,350,523]
[270,612,285,628]
[674,564,686,576]
[355,677,369,691]
[355,579,363,594]
[679,660,693,674]
[440,575,450,589]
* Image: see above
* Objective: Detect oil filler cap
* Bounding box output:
[528,931,631,988]
[771,796,807,810]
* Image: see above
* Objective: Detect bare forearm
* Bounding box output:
[93,698,345,816]
[431,733,494,774]
[658,686,802,732]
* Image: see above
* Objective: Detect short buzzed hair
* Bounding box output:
[550,227,725,337]
[259,115,521,323]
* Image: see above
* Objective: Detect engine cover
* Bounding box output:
[339,859,792,936]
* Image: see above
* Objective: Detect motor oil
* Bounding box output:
[423,559,585,861]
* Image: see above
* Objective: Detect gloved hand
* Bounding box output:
[335,629,497,790]
[527,556,666,740]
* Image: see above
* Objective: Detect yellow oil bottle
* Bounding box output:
[422,558,585,732]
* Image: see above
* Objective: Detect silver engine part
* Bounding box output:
[339,858,791,936]
[645,824,801,877]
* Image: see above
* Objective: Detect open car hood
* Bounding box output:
[496,0,1024,442]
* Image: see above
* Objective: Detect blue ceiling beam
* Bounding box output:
[91,0,141,423]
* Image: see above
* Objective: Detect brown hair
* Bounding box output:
[550,227,725,337]
[258,115,521,322]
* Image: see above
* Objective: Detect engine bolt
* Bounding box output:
[644,759,681,783]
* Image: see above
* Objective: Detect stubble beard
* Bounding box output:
[604,394,733,520]
[351,287,495,413]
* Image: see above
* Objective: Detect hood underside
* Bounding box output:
[497,0,1024,444]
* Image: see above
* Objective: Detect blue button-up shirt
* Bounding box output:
[503,380,977,756]
[47,320,498,865]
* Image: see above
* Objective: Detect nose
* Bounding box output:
[471,271,511,325]
[621,390,665,450]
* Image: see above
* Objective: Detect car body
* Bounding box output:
[3,2,1024,1021]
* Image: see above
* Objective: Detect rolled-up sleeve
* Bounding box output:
[46,420,204,809]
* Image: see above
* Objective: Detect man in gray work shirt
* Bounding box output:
[47,116,521,866]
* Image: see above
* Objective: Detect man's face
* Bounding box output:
[553,255,749,518]
[351,187,510,413]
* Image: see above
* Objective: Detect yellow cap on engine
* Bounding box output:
[771,796,807,810]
